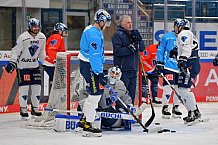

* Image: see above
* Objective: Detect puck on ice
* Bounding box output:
[171,130,176,133]
[155,122,160,125]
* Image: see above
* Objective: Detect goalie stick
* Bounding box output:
[105,84,161,133]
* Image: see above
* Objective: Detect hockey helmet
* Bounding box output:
[108,66,122,85]
[140,44,158,73]
[28,18,40,30]
[174,18,191,34]
[54,23,68,32]
[94,9,111,28]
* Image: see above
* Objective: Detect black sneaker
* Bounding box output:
[162,105,171,119]
[31,106,42,116]
[172,105,182,118]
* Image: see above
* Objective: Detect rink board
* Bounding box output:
[0,61,218,113]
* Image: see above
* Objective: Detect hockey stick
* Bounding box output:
[139,55,156,128]
[105,84,151,132]
[180,67,196,87]
[159,73,184,104]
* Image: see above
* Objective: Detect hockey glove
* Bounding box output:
[213,54,218,66]
[169,46,178,58]
[5,61,17,73]
[178,56,188,71]
[156,61,164,75]
[99,73,107,86]
[130,29,142,43]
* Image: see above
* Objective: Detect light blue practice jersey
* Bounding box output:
[79,25,104,74]
[157,31,179,73]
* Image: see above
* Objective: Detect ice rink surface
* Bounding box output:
[0,102,218,145]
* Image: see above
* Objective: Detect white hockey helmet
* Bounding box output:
[28,18,40,30]
[108,66,122,85]
[94,9,111,28]
[54,23,68,32]
[183,19,191,29]
[174,18,187,34]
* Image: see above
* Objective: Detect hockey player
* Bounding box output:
[77,66,143,130]
[156,22,182,119]
[78,66,147,129]
[5,18,46,119]
[77,9,111,137]
[140,44,162,105]
[213,53,218,66]
[43,23,68,91]
[173,18,202,124]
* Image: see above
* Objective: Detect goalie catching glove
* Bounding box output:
[5,61,17,73]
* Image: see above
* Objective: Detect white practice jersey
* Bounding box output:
[10,31,46,69]
[177,30,199,59]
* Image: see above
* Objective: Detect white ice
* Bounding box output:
[0,103,218,145]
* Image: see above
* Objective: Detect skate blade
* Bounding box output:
[172,114,182,119]
[187,118,209,126]
[162,115,171,119]
[21,117,29,121]
[75,127,83,133]
[82,131,102,137]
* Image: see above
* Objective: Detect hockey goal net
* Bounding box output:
[26,51,143,128]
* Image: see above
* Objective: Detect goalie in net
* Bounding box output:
[77,66,147,130]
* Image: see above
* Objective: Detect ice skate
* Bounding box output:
[162,105,171,119]
[20,107,29,120]
[152,97,162,107]
[31,106,42,119]
[75,115,86,133]
[172,105,182,118]
[82,122,102,137]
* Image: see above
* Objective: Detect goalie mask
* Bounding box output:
[108,66,122,85]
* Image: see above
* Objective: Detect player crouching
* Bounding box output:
[76,66,146,136]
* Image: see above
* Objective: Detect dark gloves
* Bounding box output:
[99,73,107,86]
[156,61,164,75]
[130,29,142,43]
[128,43,138,50]
[169,46,178,58]
[178,56,188,71]
[5,61,17,73]
[213,54,218,66]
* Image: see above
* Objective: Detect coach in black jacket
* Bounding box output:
[112,15,145,104]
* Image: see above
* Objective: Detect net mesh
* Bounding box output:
[26,51,115,128]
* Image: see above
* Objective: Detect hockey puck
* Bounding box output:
[155,122,160,125]
[162,129,170,132]
[158,130,163,133]
[171,130,176,133]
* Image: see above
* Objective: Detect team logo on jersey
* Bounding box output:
[181,36,188,42]
[50,39,57,46]
[91,42,98,50]
[143,50,148,56]
[28,45,39,56]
